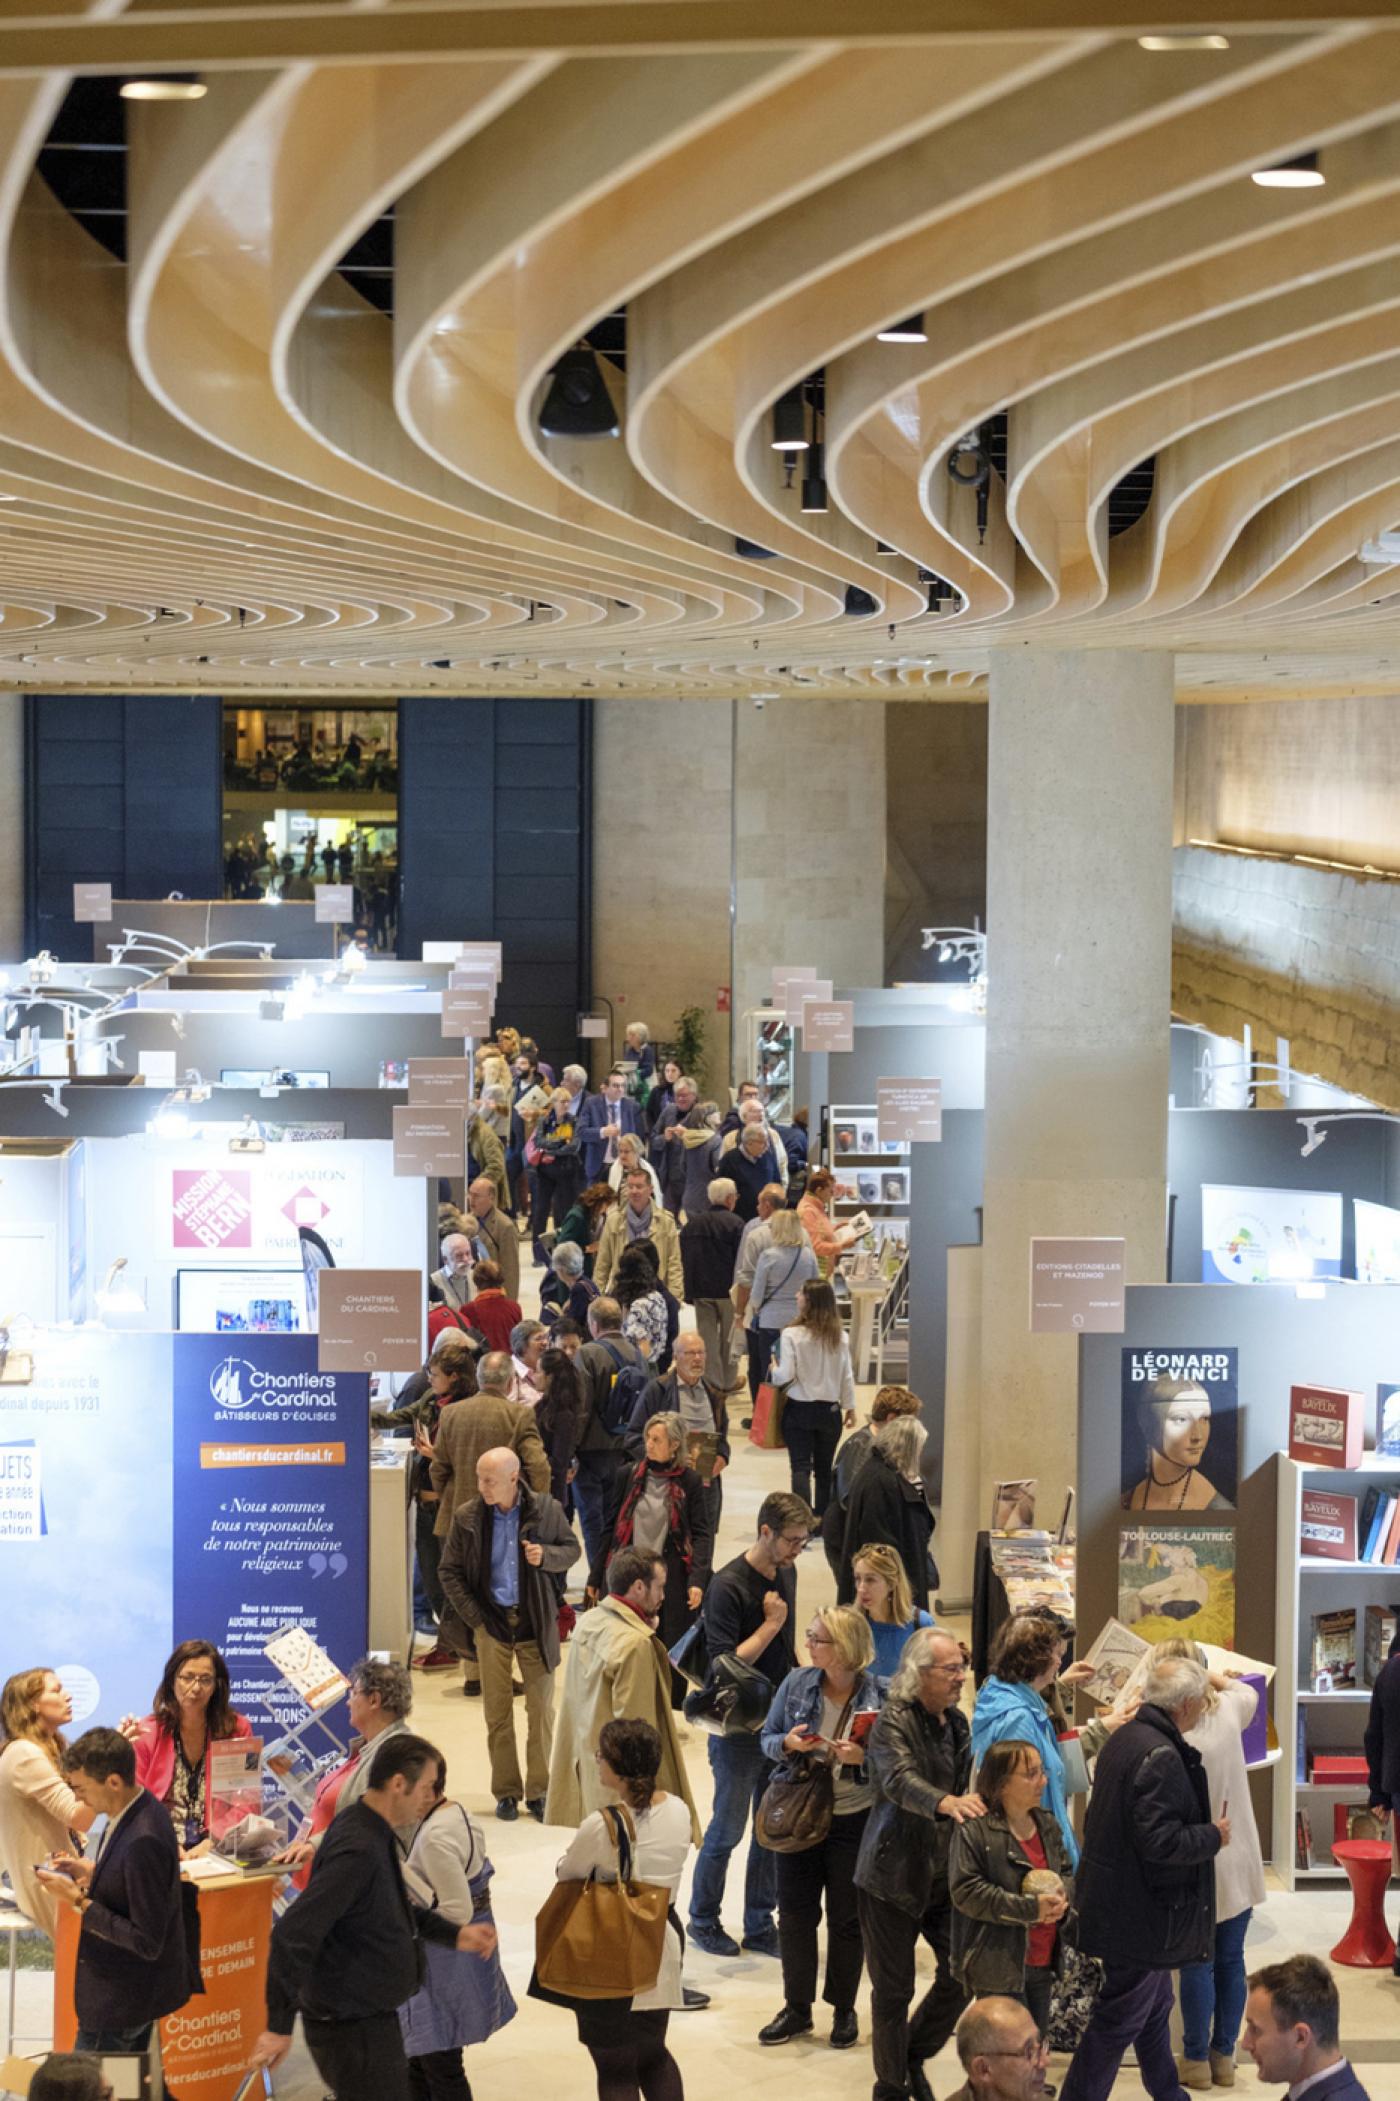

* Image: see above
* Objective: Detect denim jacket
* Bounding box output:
[760,1664,883,1780]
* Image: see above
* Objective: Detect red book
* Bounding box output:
[1301,1489,1358,1562]
[1311,1754,1370,1783]
[1290,1385,1366,1469]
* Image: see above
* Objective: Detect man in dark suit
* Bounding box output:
[1244,1956,1371,2101]
[253,1733,493,2101]
[576,1070,640,1182]
[35,1727,194,2054]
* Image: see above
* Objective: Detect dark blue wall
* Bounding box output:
[24,694,223,958]
[396,697,591,1069]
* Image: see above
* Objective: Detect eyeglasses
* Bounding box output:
[920,1661,966,1676]
[983,2040,1050,2064]
[779,1534,811,1551]
[807,1633,834,1648]
[175,1673,216,1689]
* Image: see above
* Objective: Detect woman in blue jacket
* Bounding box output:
[970,1616,1083,1868]
[757,1606,883,2054]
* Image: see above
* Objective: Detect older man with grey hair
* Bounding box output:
[680,1175,746,1391]
[650,1074,699,1216]
[720,1094,789,1184]
[466,1172,518,1300]
[1062,1653,1229,2101]
[428,1230,474,1312]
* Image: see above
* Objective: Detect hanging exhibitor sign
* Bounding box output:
[165,1150,365,1262]
[172,1333,369,1735]
[0,1329,173,1727]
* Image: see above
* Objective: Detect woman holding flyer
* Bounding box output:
[755,1607,882,2053]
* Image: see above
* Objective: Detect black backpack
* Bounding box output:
[595,1339,651,1439]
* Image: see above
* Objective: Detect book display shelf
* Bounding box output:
[1273,1452,1400,1889]
[743,1008,794,1125]
[828,1103,911,1248]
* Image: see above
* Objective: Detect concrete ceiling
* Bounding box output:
[5,3,1400,699]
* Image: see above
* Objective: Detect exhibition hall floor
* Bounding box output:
[9,1330,1400,2094]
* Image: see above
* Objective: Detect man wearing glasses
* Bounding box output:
[951,1997,1053,2101]
[855,1627,986,2101]
[687,1490,814,1958]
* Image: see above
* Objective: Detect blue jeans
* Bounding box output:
[689,1732,777,1939]
[1179,1908,1252,2061]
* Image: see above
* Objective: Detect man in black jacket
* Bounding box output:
[438,1446,580,1821]
[252,1733,493,2100]
[680,1177,745,1391]
[36,1728,195,2055]
[1062,1656,1229,2101]
[855,1628,986,2101]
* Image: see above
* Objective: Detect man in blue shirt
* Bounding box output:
[438,1446,580,1824]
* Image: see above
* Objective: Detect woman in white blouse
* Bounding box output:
[771,1279,856,1518]
[552,1717,691,2101]
[0,1668,96,1934]
[1153,1639,1266,2087]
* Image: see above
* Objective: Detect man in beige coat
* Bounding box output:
[544,1546,700,1845]
[593,1166,684,1297]
[429,1352,550,1536]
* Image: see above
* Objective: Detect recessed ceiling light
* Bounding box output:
[120,76,207,100]
[877,313,928,343]
[1252,151,1324,188]
[1137,32,1230,50]
[771,387,808,452]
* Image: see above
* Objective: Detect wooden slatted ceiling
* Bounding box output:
[0,15,1399,697]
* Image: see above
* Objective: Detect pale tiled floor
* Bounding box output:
[9,1285,1400,2098]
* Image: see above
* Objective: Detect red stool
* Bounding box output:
[1331,1839,1395,1967]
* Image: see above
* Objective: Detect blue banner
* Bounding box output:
[0,1330,172,1729]
[172,1334,369,1736]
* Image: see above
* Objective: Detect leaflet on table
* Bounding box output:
[264,1625,347,1711]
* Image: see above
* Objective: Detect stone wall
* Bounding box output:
[1172,843,1400,1109]
[1175,695,1400,866]
[885,701,987,983]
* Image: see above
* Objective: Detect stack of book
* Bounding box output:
[1358,1486,1400,1564]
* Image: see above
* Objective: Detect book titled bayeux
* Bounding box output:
[1118,1525,1236,1648]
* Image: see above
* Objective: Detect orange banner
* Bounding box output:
[56,1875,276,2097]
[200,1442,346,1468]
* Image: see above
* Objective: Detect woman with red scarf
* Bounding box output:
[586,1411,714,1662]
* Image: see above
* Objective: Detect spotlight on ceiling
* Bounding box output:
[735,538,777,560]
[948,430,992,544]
[538,346,620,439]
[1137,32,1230,49]
[801,443,828,514]
[120,75,207,99]
[1251,151,1324,189]
[844,585,878,617]
[875,541,894,554]
[771,387,808,452]
[877,313,928,343]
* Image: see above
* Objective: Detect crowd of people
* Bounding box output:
[0,1022,1382,2101]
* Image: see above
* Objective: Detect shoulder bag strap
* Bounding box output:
[604,1801,637,1886]
[754,1250,802,1322]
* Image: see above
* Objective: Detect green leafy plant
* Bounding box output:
[663,1004,708,1080]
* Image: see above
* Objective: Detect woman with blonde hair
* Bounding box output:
[852,1542,937,1683]
[770,1279,855,1517]
[757,1606,882,2051]
[0,1669,96,1933]
[1152,1638,1264,2087]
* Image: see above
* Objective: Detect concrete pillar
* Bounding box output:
[977,649,1174,1517]
[732,696,886,1040]
[590,697,733,1099]
[0,693,22,958]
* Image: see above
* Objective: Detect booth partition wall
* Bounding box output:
[23,692,592,1063]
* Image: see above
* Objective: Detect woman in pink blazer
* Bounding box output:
[127,1640,253,1852]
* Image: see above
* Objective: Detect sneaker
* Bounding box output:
[741,1927,780,1957]
[495,1798,519,1821]
[830,2010,858,2050]
[758,2006,813,2046]
[1179,2061,1213,2091]
[412,1645,457,1671]
[525,1797,546,1822]
[687,1921,741,1958]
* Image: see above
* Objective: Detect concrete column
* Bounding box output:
[590,697,733,1099]
[0,693,22,958]
[977,649,1174,1516]
[732,696,886,1033]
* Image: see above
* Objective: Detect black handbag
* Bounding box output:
[754,1696,855,1854]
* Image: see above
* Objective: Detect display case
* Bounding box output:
[1273,1451,1400,1888]
[742,1006,794,1123]
[827,1102,910,1246]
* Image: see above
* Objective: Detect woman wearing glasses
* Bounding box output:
[124,1640,253,1853]
[950,1739,1075,2047]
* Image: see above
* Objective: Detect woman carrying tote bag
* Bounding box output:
[535,1718,691,2101]
[769,1280,855,1518]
